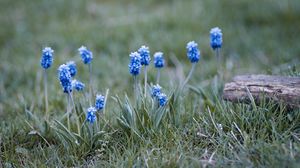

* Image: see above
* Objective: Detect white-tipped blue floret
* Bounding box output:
[78,46,93,64]
[210,27,222,50]
[154,52,165,68]
[72,79,85,91]
[67,61,77,77]
[151,84,162,98]
[58,64,72,93]
[186,41,200,63]
[41,47,54,69]
[95,94,105,111]
[128,52,142,76]
[157,93,167,107]
[86,107,97,124]
[138,45,151,66]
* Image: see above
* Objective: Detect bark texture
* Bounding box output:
[223,75,300,109]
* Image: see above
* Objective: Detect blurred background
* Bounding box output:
[0,0,299,117]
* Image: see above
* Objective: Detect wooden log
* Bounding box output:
[223,74,300,108]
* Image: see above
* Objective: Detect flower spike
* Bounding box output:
[186,41,200,63]
[58,64,72,93]
[95,94,105,111]
[210,27,222,50]
[86,107,97,124]
[40,47,54,69]
[78,46,93,64]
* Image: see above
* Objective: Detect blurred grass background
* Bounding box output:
[1,0,300,111]
[0,0,300,166]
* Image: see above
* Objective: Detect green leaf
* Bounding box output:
[154,106,167,129]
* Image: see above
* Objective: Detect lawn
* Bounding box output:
[0,0,300,167]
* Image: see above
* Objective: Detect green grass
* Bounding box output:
[1,0,300,167]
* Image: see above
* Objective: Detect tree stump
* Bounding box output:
[223,74,300,109]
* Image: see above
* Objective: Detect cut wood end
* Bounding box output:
[223,74,300,109]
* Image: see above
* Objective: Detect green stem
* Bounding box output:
[77,111,81,136]
[89,63,92,106]
[181,63,196,90]
[216,48,224,84]
[69,92,80,134]
[144,66,148,97]
[70,92,76,114]
[44,69,48,117]
[216,48,222,76]
[156,69,160,84]
[67,93,71,130]
[103,89,109,115]
[134,76,138,103]
[97,111,100,132]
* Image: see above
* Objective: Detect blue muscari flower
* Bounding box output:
[151,84,161,98]
[95,94,105,111]
[128,52,142,76]
[86,107,97,124]
[138,45,150,66]
[67,61,77,77]
[154,52,165,68]
[78,46,93,64]
[72,79,85,91]
[210,27,222,50]
[157,93,167,107]
[186,41,200,63]
[58,64,72,93]
[40,47,54,69]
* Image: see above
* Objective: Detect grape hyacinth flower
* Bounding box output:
[40,47,54,116]
[95,94,105,111]
[72,79,85,91]
[157,93,167,107]
[151,85,167,107]
[78,46,93,64]
[58,64,72,94]
[58,64,73,129]
[151,84,161,98]
[153,52,165,84]
[210,27,222,50]
[86,107,97,124]
[78,46,93,105]
[186,41,200,63]
[41,47,54,69]
[128,52,142,76]
[210,27,222,65]
[181,41,200,90]
[128,52,142,102]
[67,61,77,77]
[138,45,150,97]
[138,45,151,66]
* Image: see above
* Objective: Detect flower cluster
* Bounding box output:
[85,94,106,123]
[78,46,93,64]
[151,84,161,98]
[57,64,72,93]
[40,47,54,69]
[41,26,223,126]
[151,85,167,107]
[95,94,105,111]
[157,93,167,107]
[72,79,85,91]
[138,45,151,66]
[154,52,165,68]
[67,61,77,77]
[86,107,97,124]
[186,41,200,63]
[128,52,142,76]
[210,27,222,50]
